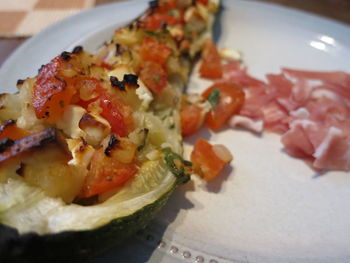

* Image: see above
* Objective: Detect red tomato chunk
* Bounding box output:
[191,138,233,181]
[199,40,223,79]
[202,82,245,131]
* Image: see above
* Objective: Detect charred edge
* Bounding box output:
[104,134,120,157]
[74,195,98,206]
[15,162,25,176]
[149,0,158,9]
[0,127,61,163]
[0,138,15,153]
[16,79,25,85]
[110,76,125,91]
[79,113,107,129]
[78,143,86,153]
[115,43,122,56]
[136,19,143,29]
[123,74,139,87]
[60,51,71,61]
[81,138,88,146]
[37,127,58,145]
[161,21,168,31]
[0,119,16,133]
[72,46,83,54]
[38,64,45,73]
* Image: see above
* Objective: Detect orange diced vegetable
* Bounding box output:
[32,56,76,123]
[0,120,29,140]
[202,82,245,131]
[180,96,204,137]
[191,138,233,181]
[199,40,223,79]
[140,61,168,94]
[139,37,172,67]
[81,148,138,198]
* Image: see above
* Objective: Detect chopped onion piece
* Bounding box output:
[212,144,233,163]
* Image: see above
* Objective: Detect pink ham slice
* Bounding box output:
[224,62,350,172]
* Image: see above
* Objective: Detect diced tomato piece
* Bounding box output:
[96,87,134,137]
[140,61,168,94]
[202,82,245,131]
[199,40,223,79]
[196,0,208,5]
[99,97,133,137]
[180,96,204,137]
[75,79,134,137]
[0,121,28,140]
[33,56,77,123]
[144,13,179,31]
[76,98,94,109]
[191,138,232,181]
[139,37,172,67]
[81,148,138,198]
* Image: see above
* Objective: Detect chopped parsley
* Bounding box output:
[207,88,220,109]
[162,147,191,184]
[144,30,159,37]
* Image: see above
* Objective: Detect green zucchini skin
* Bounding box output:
[0,185,175,263]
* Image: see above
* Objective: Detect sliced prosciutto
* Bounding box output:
[225,61,350,172]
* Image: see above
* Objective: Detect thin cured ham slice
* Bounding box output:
[223,62,265,87]
[313,127,350,171]
[283,68,350,87]
[229,115,263,134]
[225,61,350,172]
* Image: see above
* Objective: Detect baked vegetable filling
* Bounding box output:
[0,0,219,235]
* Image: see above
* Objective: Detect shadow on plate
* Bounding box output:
[88,183,195,263]
[206,165,234,193]
[279,148,327,178]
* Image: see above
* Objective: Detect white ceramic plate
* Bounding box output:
[1,1,350,262]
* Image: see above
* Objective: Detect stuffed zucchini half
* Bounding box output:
[0,0,219,262]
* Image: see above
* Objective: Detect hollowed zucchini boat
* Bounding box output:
[0,0,219,262]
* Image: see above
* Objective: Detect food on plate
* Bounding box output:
[226,61,350,172]
[191,138,232,180]
[180,93,210,136]
[0,0,220,261]
[180,81,245,136]
[202,82,245,131]
[199,39,223,79]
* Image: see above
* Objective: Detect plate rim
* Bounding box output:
[1,1,350,263]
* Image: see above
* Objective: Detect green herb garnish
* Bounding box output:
[207,88,220,109]
[144,30,159,37]
[162,147,191,184]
